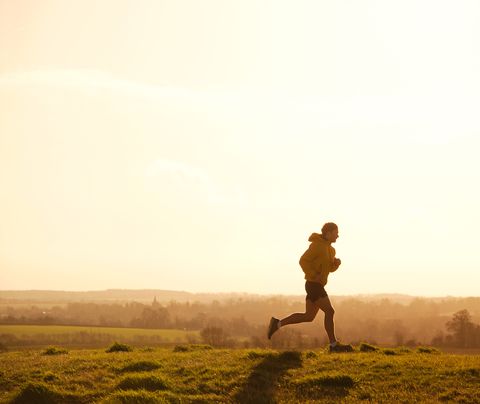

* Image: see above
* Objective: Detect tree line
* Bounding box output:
[1,296,479,348]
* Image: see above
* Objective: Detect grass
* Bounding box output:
[116,374,169,391]
[118,360,162,373]
[0,345,479,403]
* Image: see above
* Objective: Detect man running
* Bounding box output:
[267,222,353,352]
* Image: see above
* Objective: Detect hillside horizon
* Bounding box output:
[1,289,476,304]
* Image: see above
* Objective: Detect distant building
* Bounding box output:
[152,296,161,308]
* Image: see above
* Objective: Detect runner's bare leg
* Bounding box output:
[279,298,320,326]
[315,296,337,343]
[278,295,336,343]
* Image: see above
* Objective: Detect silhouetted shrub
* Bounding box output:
[42,346,68,355]
[106,342,133,353]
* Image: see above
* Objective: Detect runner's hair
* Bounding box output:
[321,222,338,235]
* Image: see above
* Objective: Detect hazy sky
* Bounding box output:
[1,1,479,296]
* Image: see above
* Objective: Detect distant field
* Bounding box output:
[0,325,194,339]
[0,345,479,403]
[0,302,68,310]
[0,325,199,349]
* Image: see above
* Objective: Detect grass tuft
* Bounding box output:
[438,389,461,402]
[120,361,162,373]
[103,390,177,404]
[42,371,57,382]
[383,349,396,355]
[295,373,355,388]
[359,343,378,352]
[12,382,62,404]
[106,342,133,353]
[416,346,441,354]
[279,350,303,363]
[304,350,318,359]
[358,391,373,400]
[42,346,68,355]
[11,382,92,404]
[116,375,169,391]
[173,344,213,352]
[244,349,276,359]
[458,367,480,378]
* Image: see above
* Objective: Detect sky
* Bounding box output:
[1,0,479,297]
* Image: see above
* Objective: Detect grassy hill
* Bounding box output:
[0,345,479,403]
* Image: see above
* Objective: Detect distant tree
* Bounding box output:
[446,309,475,348]
[405,339,418,347]
[431,331,445,347]
[200,326,229,347]
[394,330,405,346]
[474,325,480,348]
[130,307,171,329]
[249,334,268,349]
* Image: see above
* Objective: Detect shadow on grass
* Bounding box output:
[11,382,97,404]
[292,372,355,400]
[234,351,302,403]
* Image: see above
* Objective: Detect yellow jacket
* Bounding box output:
[299,233,337,285]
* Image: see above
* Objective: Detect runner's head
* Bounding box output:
[321,222,339,243]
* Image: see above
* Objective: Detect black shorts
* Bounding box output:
[305,281,328,302]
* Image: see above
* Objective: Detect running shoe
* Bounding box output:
[267,317,279,339]
[329,342,354,353]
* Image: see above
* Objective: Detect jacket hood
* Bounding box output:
[308,232,326,242]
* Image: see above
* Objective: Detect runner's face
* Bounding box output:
[325,229,339,243]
